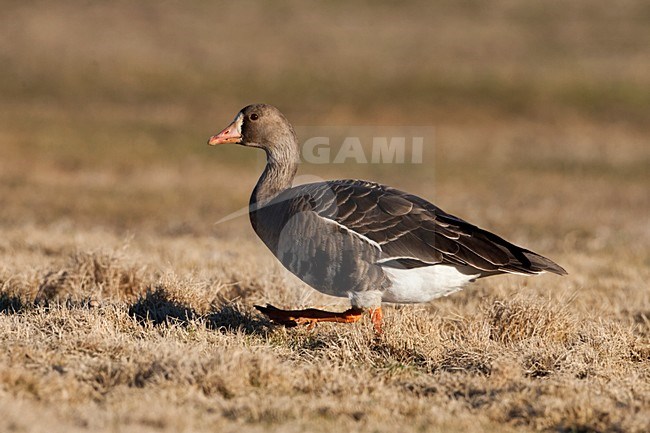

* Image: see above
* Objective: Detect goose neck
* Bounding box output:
[251,145,299,206]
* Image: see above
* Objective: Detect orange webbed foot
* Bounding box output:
[255,304,383,334]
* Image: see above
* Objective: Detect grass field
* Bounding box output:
[1,1,649,432]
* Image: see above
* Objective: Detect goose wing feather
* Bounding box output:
[277,180,566,276]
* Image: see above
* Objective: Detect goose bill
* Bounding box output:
[208,113,243,145]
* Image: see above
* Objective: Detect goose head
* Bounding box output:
[208,104,297,152]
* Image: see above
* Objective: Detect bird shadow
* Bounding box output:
[128,289,196,326]
[0,293,25,314]
[128,287,270,336]
[205,303,272,335]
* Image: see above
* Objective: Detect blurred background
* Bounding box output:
[1,0,648,253]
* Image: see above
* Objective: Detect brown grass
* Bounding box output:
[1,231,648,433]
[1,1,649,432]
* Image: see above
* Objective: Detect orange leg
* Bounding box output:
[370,307,383,335]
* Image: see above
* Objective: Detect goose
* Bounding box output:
[208,104,566,333]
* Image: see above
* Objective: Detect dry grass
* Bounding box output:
[1,228,648,433]
[1,1,650,432]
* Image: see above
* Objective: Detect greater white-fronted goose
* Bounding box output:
[208,104,566,333]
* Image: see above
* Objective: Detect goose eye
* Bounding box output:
[249,113,259,121]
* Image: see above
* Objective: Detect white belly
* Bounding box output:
[381,265,479,304]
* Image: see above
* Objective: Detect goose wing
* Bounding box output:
[286,180,566,276]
